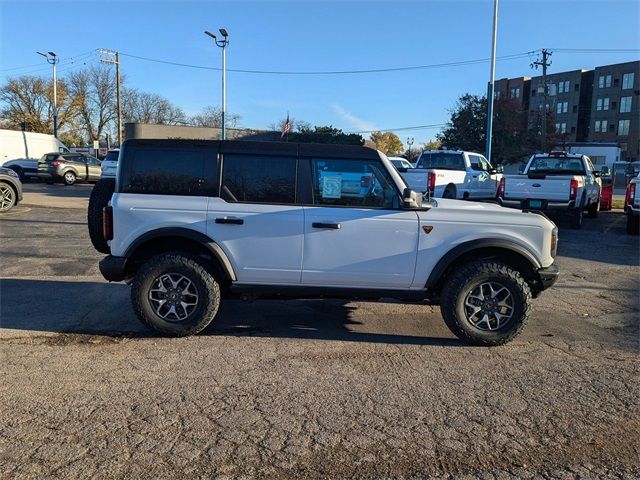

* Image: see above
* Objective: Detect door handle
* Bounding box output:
[312,222,341,229]
[215,217,244,225]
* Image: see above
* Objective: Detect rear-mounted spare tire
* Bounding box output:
[88,178,115,254]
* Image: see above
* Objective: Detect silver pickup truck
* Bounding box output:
[498,152,602,229]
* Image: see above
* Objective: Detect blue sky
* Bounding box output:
[1,0,639,146]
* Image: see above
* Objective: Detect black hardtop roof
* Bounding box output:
[122,139,380,160]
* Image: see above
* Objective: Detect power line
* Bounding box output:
[550,48,640,53]
[0,51,98,76]
[350,123,448,134]
[119,51,539,75]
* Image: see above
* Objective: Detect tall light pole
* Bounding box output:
[407,137,414,159]
[100,49,122,146]
[37,51,59,137]
[485,0,499,163]
[204,28,229,140]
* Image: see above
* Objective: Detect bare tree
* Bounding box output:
[0,75,77,134]
[123,88,187,125]
[268,116,311,133]
[68,65,118,142]
[190,105,240,128]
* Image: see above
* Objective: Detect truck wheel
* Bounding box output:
[63,171,76,185]
[440,261,532,346]
[0,181,17,212]
[443,185,457,199]
[87,178,115,254]
[627,211,639,235]
[132,253,221,336]
[570,207,584,229]
[587,198,599,218]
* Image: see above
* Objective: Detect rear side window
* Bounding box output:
[417,153,464,170]
[121,148,212,196]
[221,154,296,204]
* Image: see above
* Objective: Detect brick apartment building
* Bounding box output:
[494,60,639,161]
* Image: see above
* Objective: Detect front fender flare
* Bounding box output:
[425,238,542,289]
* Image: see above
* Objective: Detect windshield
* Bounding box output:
[528,157,585,175]
[416,153,464,170]
[104,151,119,162]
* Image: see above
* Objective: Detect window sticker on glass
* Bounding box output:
[322,175,343,199]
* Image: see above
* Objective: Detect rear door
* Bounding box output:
[207,146,304,284]
[85,156,102,180]
[300,156,419,288]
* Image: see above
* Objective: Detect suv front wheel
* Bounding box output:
[132,253,221,336]
[440,261,532,346]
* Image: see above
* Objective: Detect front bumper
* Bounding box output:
[537,264,559,290]
[99,255,128,282]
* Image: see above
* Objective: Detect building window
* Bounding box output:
[558,80,570,93]
[596,97,610,111]
[572,105,578,113]
[620,96,632,113]
[598,74,612,88]
[618,119,630,136]
[510,87,520,99]
[595,120,608,133]
[574,83,580,92]
[548,83,557,96]
[622,72,635,89]
[556,101,568,114]
[555,122,567,134]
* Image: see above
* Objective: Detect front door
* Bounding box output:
[86,156,102,180]
[468,154,497,198]
[301,157,419,288]
[207,153,304,284]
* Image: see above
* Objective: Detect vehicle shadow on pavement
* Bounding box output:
[0,279,462,347]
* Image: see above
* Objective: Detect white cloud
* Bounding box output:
[331,104,376,132]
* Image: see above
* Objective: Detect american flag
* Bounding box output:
[281,113,291,139]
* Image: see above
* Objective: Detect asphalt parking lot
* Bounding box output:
[1,183,639,479]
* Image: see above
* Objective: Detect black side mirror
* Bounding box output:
[600,166,610,176]
[593,171,601,178]
[402,188,422,208]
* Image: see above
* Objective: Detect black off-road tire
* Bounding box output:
[132,253,221,336]
[570,206,584,229]
[627,211,639,235]
[87,178,115,254]
[440,261,532,346]
[587,198,599,218]
[443,184,457,199]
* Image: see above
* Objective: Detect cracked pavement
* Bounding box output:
[0,184,638,479]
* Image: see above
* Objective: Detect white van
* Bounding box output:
[0,129,69,180]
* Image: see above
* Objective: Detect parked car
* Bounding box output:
[88,139,559,346]
[100,149,120,178]
[38,152,102,185]
[0,129,69,181]
[0,167,23,212]
[388,156,413,170]
[498,151,602,229]
[625,173,639,235]
[399,150,503,200]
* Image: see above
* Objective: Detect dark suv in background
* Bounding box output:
[38,152,102,185]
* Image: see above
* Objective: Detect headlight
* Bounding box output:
[550,227,558,258]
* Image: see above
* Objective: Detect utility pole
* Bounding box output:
[100,49,122,146]
[37,52,59,137]
[484,0,499,163]
[204,29,229,140]
[531,49,552,151]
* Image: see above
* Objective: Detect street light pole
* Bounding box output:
[485,0,499,163]
[37,51,59,137]
[205,28,229,140]
[407,137,414,159]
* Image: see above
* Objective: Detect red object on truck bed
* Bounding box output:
[600,184,612,211]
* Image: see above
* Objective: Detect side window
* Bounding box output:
[469,155,488,171]
[121,148,210,196]
[310,158,398,209]
[221,154,296,204]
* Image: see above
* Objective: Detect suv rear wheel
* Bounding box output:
[132,253,221,336]
[440,261,532,346]
[63,171,76,186]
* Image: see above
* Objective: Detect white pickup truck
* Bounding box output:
[398,150,503,200]
[625,173,639,235]
[497,152,602,229]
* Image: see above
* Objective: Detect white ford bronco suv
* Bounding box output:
[88,139,559,346]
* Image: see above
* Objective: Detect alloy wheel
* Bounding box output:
[148,273,199,322]
[463,281,514,331]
